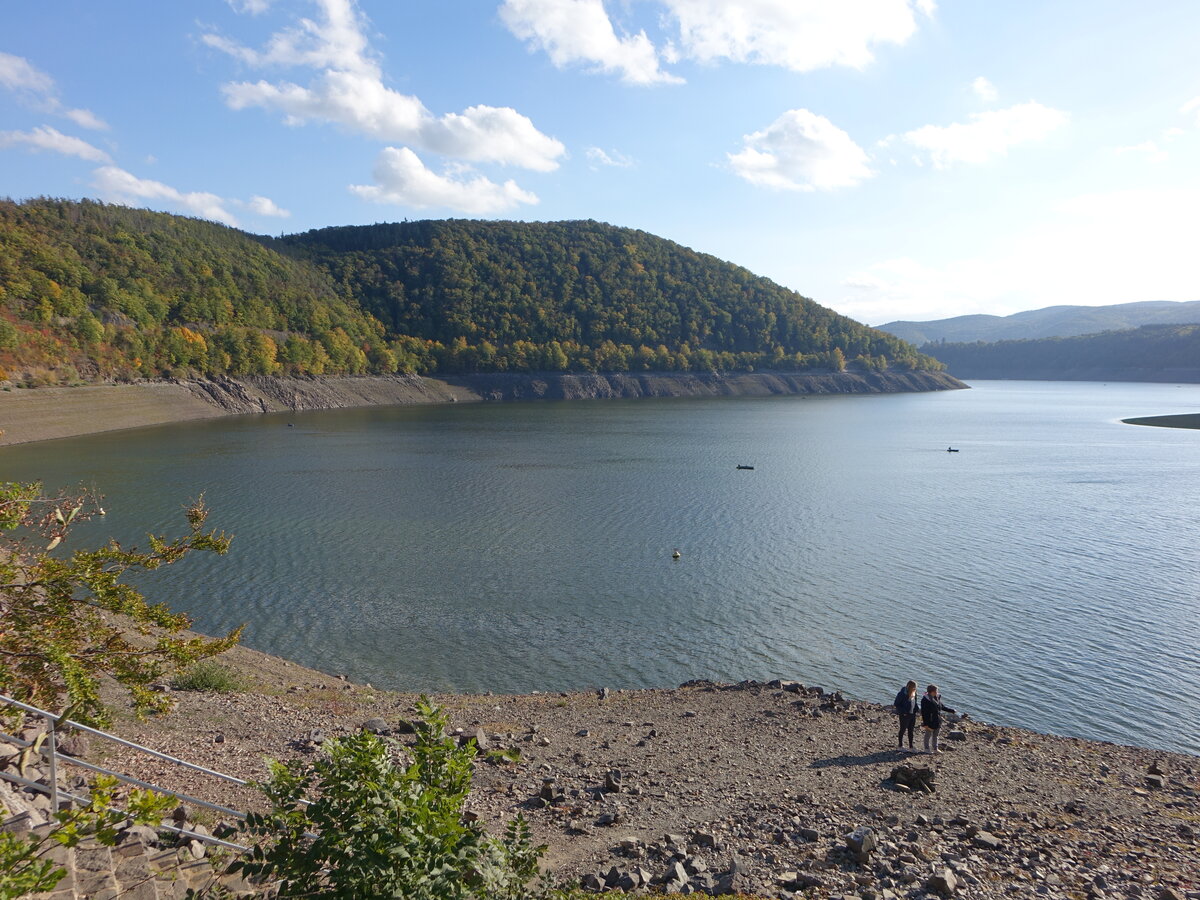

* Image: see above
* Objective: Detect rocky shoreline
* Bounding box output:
[75,642,1200,900]
[0,370,965,447]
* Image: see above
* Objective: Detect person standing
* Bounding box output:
[894,680,919,751]
[921,684,956,754]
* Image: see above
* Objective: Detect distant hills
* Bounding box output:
[925,324,1200,383]
[0,199,943,386]
[880,300,1200,345]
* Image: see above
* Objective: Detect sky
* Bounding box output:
[2,1,1199,327]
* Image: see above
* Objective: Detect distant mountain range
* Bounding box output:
[879,300,1200,345]
[925,324,1200,383]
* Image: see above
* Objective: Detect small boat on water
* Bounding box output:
[736,464,755,470]
[946,447,959,453]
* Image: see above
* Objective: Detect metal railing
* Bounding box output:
[0,692,251,851]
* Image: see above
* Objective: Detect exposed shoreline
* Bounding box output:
[87,640,1200,899]
[0,370,965,448]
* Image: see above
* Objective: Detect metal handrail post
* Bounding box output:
[45,714,59,813]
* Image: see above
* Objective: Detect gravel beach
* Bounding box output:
[88,642,1200,900]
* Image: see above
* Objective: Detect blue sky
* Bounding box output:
[2,1,1199,326]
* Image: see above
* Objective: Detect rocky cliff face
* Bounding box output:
[185,370,966,414]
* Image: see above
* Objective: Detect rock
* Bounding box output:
[1146,774,1165,789]
[472,728,491,751]
[604,769,623,793]
[946,730,967,742]
[663,860,689,886]
[171,804,189,824]
[692,829,717,848]
[798,827,820,842]
[928,867,959,896]
[118,824,160,847]
[845,826,877,862]
[580,872,604,892]
[973,831,1003,851]
[576,728,590,737]
[362,718,389,735]
[890,764,936,793]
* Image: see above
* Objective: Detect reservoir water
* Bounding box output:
[2,380,1199,754]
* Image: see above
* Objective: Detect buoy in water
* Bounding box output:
[672,549,681,560]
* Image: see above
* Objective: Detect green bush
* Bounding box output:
[234,698,546,899]
[170,660,245,693]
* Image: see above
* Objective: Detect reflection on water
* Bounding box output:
[3,380,1199,754]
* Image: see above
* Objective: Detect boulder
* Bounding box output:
[362,718,389,735]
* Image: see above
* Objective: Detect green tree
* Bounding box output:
[0,482,242,726]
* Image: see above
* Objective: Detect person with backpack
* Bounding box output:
[894,680,920,751]
[920,684,956,754]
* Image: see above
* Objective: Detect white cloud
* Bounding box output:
[586,146,635,168]
[0,52,108,130]
[245,195,291,217]
[500,0,932,82]
[227,0,274,13]
[1114,140,1168,164]
[206,0,564,171]
[836,188,1200,324]
[0,51,55,94]
[349,147,539,214]
[663,0,928,72]
[728,109,874,191]
[898,101,1067,168]
[500,0,681,85]
[1181,96,1200,125]
[971,76,997,102]
[91,166,241,227]
[0,125,111,163]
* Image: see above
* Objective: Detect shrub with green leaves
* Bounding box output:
[234,697,546,899]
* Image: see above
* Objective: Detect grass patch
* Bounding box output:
[170,660,247,693]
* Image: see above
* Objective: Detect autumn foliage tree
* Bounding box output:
[0,481,241,725]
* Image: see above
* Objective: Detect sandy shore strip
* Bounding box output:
[0,382,229,447]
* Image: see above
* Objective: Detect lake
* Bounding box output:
[3,380,1199,754]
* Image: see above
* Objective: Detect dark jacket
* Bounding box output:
[921,693,955,729]
[894,689,919,717]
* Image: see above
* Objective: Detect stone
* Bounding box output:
[947,730,968,742]
[928,867,959,896]
[973,831,1003,851]
[580,872,604,892]
[118,825,160,847]
[1146,774,1165,789]
[363,718,389,735]
[798,827,821,842]
[604,769,623,793]
[845,826,877,862]
[891,764,936,793]
[692,829,717,848]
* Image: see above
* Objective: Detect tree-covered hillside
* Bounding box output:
[926,324,1200,382]
[0,198,388,383]
[0,199,942,385]
[279,219,940,375]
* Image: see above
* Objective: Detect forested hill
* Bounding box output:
[277,219,939,374]
[0,199,942,385]
[926,324,1200,383]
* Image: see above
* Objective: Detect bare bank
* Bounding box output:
[0,370,965,447]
